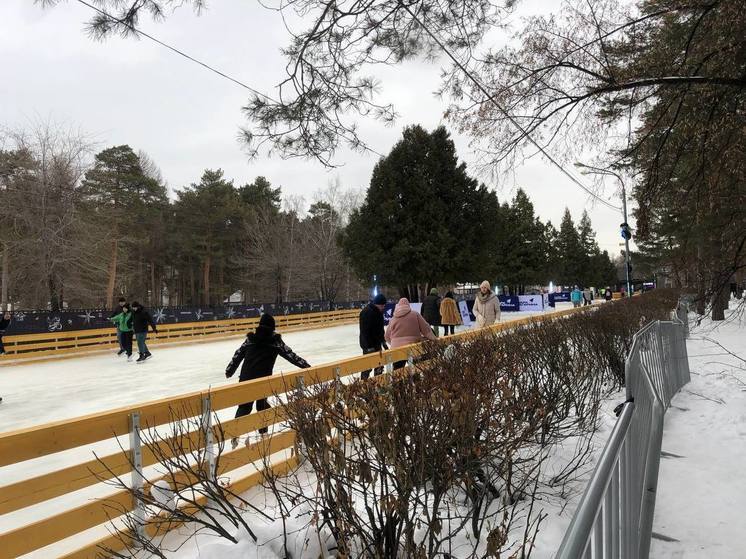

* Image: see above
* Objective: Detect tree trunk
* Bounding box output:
[106,237,118,309]
[202,254,211,307]
[1,242,9,311]
[49,273,60,311]
[218,262,224,306]
[711,282,729,321]
[150,263,157,307]
[190,266,196,305]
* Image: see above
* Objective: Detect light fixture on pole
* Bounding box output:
[573,163,633,298]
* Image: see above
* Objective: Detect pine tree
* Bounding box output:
[81,145,167,307]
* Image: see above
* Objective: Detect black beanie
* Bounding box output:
[259,313,275,330]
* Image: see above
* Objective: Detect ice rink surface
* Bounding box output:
[0,307,572,432]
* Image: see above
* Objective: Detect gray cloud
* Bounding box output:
[0,0,632,258]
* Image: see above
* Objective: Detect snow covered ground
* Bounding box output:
[650,309,746,559]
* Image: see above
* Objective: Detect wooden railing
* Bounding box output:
[0,307,585,559]
[0,309,361,362]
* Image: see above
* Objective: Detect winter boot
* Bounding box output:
[136,354,145,363]
[143,352,153,361]
[117,349,125,356]
[127,355,133,362]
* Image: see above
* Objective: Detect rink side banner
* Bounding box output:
[3,300,368,335]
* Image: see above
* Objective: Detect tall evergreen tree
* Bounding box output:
[555,209,585,286]
[81,145,167,307]
[343,125,498,300]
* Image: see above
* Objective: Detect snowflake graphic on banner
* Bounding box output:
[153,308,167,323]
[258,305,265,314]
[78,311,95,325]
[13,312,26,322]
[195,309,203,321]
[225,307,236,319]
[47,317,62,332]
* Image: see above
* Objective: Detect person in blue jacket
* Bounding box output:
[571,286,583,308]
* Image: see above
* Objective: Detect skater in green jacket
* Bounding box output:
[110,305,134,361]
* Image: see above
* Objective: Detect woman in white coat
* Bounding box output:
[473,280,500,327]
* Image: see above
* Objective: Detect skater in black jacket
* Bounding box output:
[0,311,11,356]
[359,294,388,379]
[225,313,311,447]
[131,302,158,363]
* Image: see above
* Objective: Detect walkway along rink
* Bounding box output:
[650,314,746,559]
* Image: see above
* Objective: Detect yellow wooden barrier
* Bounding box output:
[0,309,360,362]
[0,305,589,559]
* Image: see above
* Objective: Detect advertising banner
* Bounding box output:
[548,291,572,307]
[518,295,544,312]
[457,300,473,326]
[498,295,520,312]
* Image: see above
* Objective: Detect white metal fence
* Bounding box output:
[555,305,690,559]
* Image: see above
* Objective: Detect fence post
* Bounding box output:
[639,401,665,559]
[129,412,146,540]
[201,395,216,481]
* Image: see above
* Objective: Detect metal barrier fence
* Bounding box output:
[555,305,690,559]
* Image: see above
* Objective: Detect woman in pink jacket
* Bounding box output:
[385,298,437,369]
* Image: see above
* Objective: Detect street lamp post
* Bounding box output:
[574,163,632,298]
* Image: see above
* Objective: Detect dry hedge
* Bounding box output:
[274,289,681,558]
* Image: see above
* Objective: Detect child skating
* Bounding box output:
[225,313,311,448]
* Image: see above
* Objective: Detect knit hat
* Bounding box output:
[373,294,387,305]
[480,280,491,291]
[430,288,438,296]
[258,313,276,330]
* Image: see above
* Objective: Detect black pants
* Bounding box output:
[443,324,455,335]
[393,360,407,370]
[235,398,270,434]
[361,346,384,380]
[430,324,440,337]
[121,331,133,357]
[0,334,4,354]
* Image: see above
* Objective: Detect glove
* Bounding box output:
[382,343,389,351]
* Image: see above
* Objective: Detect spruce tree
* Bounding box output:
[343,125,498,299]
[556,208,585,287]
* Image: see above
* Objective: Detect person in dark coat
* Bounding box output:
[131,302,158,363]
[111,297,127,355]
[604,287,614,302]
[225,313,311,447]
[421,288,442,337]
[0,311,11,356]
[359,294,388,379]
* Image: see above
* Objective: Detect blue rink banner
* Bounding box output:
[498,295,520,312]
[548,292,572,307]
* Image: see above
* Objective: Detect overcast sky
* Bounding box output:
[1,0,633,255]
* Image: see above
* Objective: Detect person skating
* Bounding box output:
[131,302,157,363]
[472,281,500,328]
[359,294,388,380]
[421,288,442,337]
[604,287,614,302]
[582,287,592,306]
[385,298,437,369]
[111,297,127,355]
[439,291,461,336]
[110,304,134,361]
[225,313,311,448]
[0,311,11,356]
[571,286,583,308]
